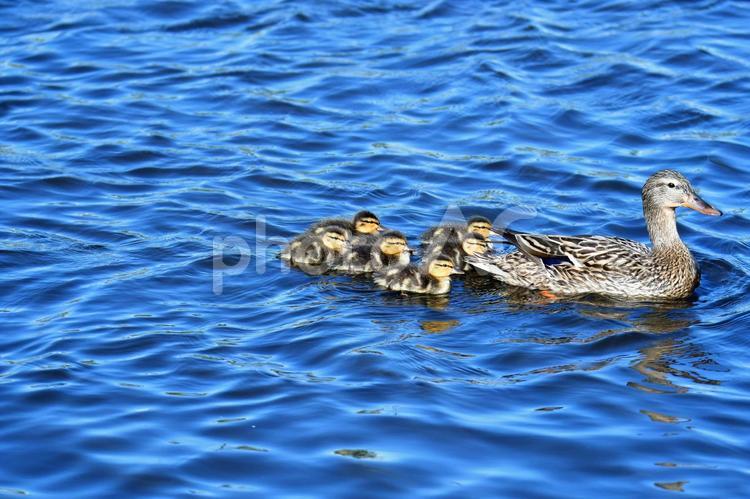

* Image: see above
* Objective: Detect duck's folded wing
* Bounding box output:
[502,229,648,268]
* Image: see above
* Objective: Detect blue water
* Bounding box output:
[2,0,750,497]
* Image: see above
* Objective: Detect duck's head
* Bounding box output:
[379,230,411,256]
[353,211,382,234]
[461,232,490,256]
[321,227,350,253]
[427,256,460,279]
[643,170,721,216]
[466,216,493,239]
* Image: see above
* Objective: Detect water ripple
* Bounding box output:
[1,0,749,496]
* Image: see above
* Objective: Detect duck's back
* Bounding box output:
[423,238,462,267]
[374,264,421,290]
[420,225,463,247]
[469,235,701,299]
[308,218,353,234]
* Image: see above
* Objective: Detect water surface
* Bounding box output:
[1,1,750,497]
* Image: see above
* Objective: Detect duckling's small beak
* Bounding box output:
[405,247,414,254]
[451,269,465,275]
[683,194,722,216]
[376,225,385,232]
[489,227,503,237]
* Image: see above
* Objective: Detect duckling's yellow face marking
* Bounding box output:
[355,218,381,234]
[322,231,348,252]
[467,222,492,239]
[380,237,407,256]
[462,237,489,256]
[428,259,455,279]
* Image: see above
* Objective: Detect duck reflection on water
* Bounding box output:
[462,275,721,394]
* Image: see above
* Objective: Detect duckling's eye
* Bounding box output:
[668,182,675,189]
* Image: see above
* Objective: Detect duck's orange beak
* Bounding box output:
[683,194,722,216]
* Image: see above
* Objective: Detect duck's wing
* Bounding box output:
[501,228,648,269]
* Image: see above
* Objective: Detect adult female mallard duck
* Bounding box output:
[467,170,721,300]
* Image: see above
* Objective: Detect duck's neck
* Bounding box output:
[644,205,700,295]
[645,205,691,260]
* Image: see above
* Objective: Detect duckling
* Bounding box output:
[425,231,491,270]
[345,230,412,273]
[279,226,351,271]
[374,255,461,295]
[309,211,382,245]
[371,230,412,271]
[420,215,495,249]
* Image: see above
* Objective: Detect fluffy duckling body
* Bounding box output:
[374,255,459,295]
[425,231,491,270]
[345,230,412,273]
[280,226,350,270]
[420,216,494,250]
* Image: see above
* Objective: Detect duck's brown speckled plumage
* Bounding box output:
[468,170,721,300]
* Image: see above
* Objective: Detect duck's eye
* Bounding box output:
[668,182,675,188]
